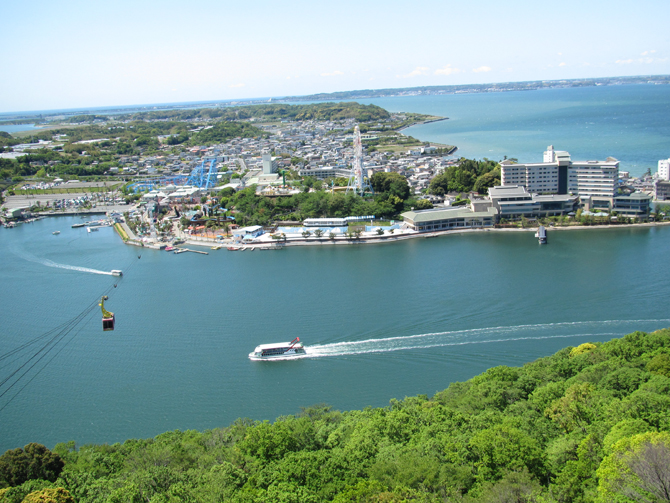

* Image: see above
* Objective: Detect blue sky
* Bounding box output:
[1,0,668,112]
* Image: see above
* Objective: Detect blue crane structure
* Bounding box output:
[127,150,220,193]
[186,150,220,189]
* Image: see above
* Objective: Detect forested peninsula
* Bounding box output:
[1,330,669,503]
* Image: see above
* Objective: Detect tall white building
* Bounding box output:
[658,158,670,181]
[567,159,619,198]
[500,146,619,198]
[262,154,278,175]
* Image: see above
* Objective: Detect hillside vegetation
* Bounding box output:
[114,102,390,123]
[1,330,669,503]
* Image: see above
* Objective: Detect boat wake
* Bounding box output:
[16,250,114,276]
[301,319,670,358]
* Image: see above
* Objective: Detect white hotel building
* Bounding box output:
[658,158,670,181]
[501,146,618,199]
[499,146,650,216]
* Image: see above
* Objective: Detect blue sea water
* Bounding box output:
[358,84,670,177]
[2,218,670,452]
[2,84,670,452]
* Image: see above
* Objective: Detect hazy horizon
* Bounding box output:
[2,0,668,113]
[1,75,668,117]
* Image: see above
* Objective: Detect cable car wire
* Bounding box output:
[0,253,140,412]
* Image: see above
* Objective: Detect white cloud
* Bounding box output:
[472,66,492,73]
[641,50,656,56]
[398,66,430,78]
[616,56,662,65]
[559,62,567,67]
[434,65,462,76]
[320,70,344,77]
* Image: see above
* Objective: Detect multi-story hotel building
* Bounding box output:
[501,146,619,198]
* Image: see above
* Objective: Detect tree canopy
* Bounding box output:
[429,159,500,195]
[2,329,669,502]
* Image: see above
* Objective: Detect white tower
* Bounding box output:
[346,126,372,194]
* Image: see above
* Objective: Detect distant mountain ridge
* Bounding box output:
[282,74,670,102]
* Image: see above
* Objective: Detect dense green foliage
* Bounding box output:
[428,159,501,195]
[116,102,390,123]
[220,173,423,226]
[189,122,266,145]
[1,329,669,502]
[0,443,64,488]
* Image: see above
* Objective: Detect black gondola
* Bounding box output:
[100,296,115,331]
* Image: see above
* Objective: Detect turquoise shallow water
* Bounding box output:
[2,218,670,451]
[358,84,670,177]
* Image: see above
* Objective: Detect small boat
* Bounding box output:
[535,225,547,244]
[249,338,306,360]
[227,246,240,251]
[111,270,123,277]
[165,246,175,251]
[52,231,60,235]
[72,223,85,228]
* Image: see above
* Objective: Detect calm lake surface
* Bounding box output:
[2,218,670,451]
[360,84,670,177]
[0,124,39,133]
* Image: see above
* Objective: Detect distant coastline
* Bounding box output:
[281,75,670,102]
[2,75,668,121]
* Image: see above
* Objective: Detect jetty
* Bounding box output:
[174,248,208,255]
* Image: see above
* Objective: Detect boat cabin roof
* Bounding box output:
[254,342,303,350]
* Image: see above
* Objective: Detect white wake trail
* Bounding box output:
[15,249,114,276]
[40,259,113,276]
[302,319,670,358]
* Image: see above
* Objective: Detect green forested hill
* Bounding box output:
[115,102,390,123]
[1,330,669,503]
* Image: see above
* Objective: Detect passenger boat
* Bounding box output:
[535,225,547,244]
[249,337,306,360]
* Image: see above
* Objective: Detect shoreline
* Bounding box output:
[172,220,670,250]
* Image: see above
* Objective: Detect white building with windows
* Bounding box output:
[262,154,278,174]
[567,159,619,198]
[658,158,670,181]
[500,146,620,203]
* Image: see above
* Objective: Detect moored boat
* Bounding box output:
[249,337,306,360]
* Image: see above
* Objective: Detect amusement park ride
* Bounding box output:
[127,126,373,196]
[346,126,373,195]
[127,150,221,193]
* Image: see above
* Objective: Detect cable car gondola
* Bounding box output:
[100,295,115,331]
